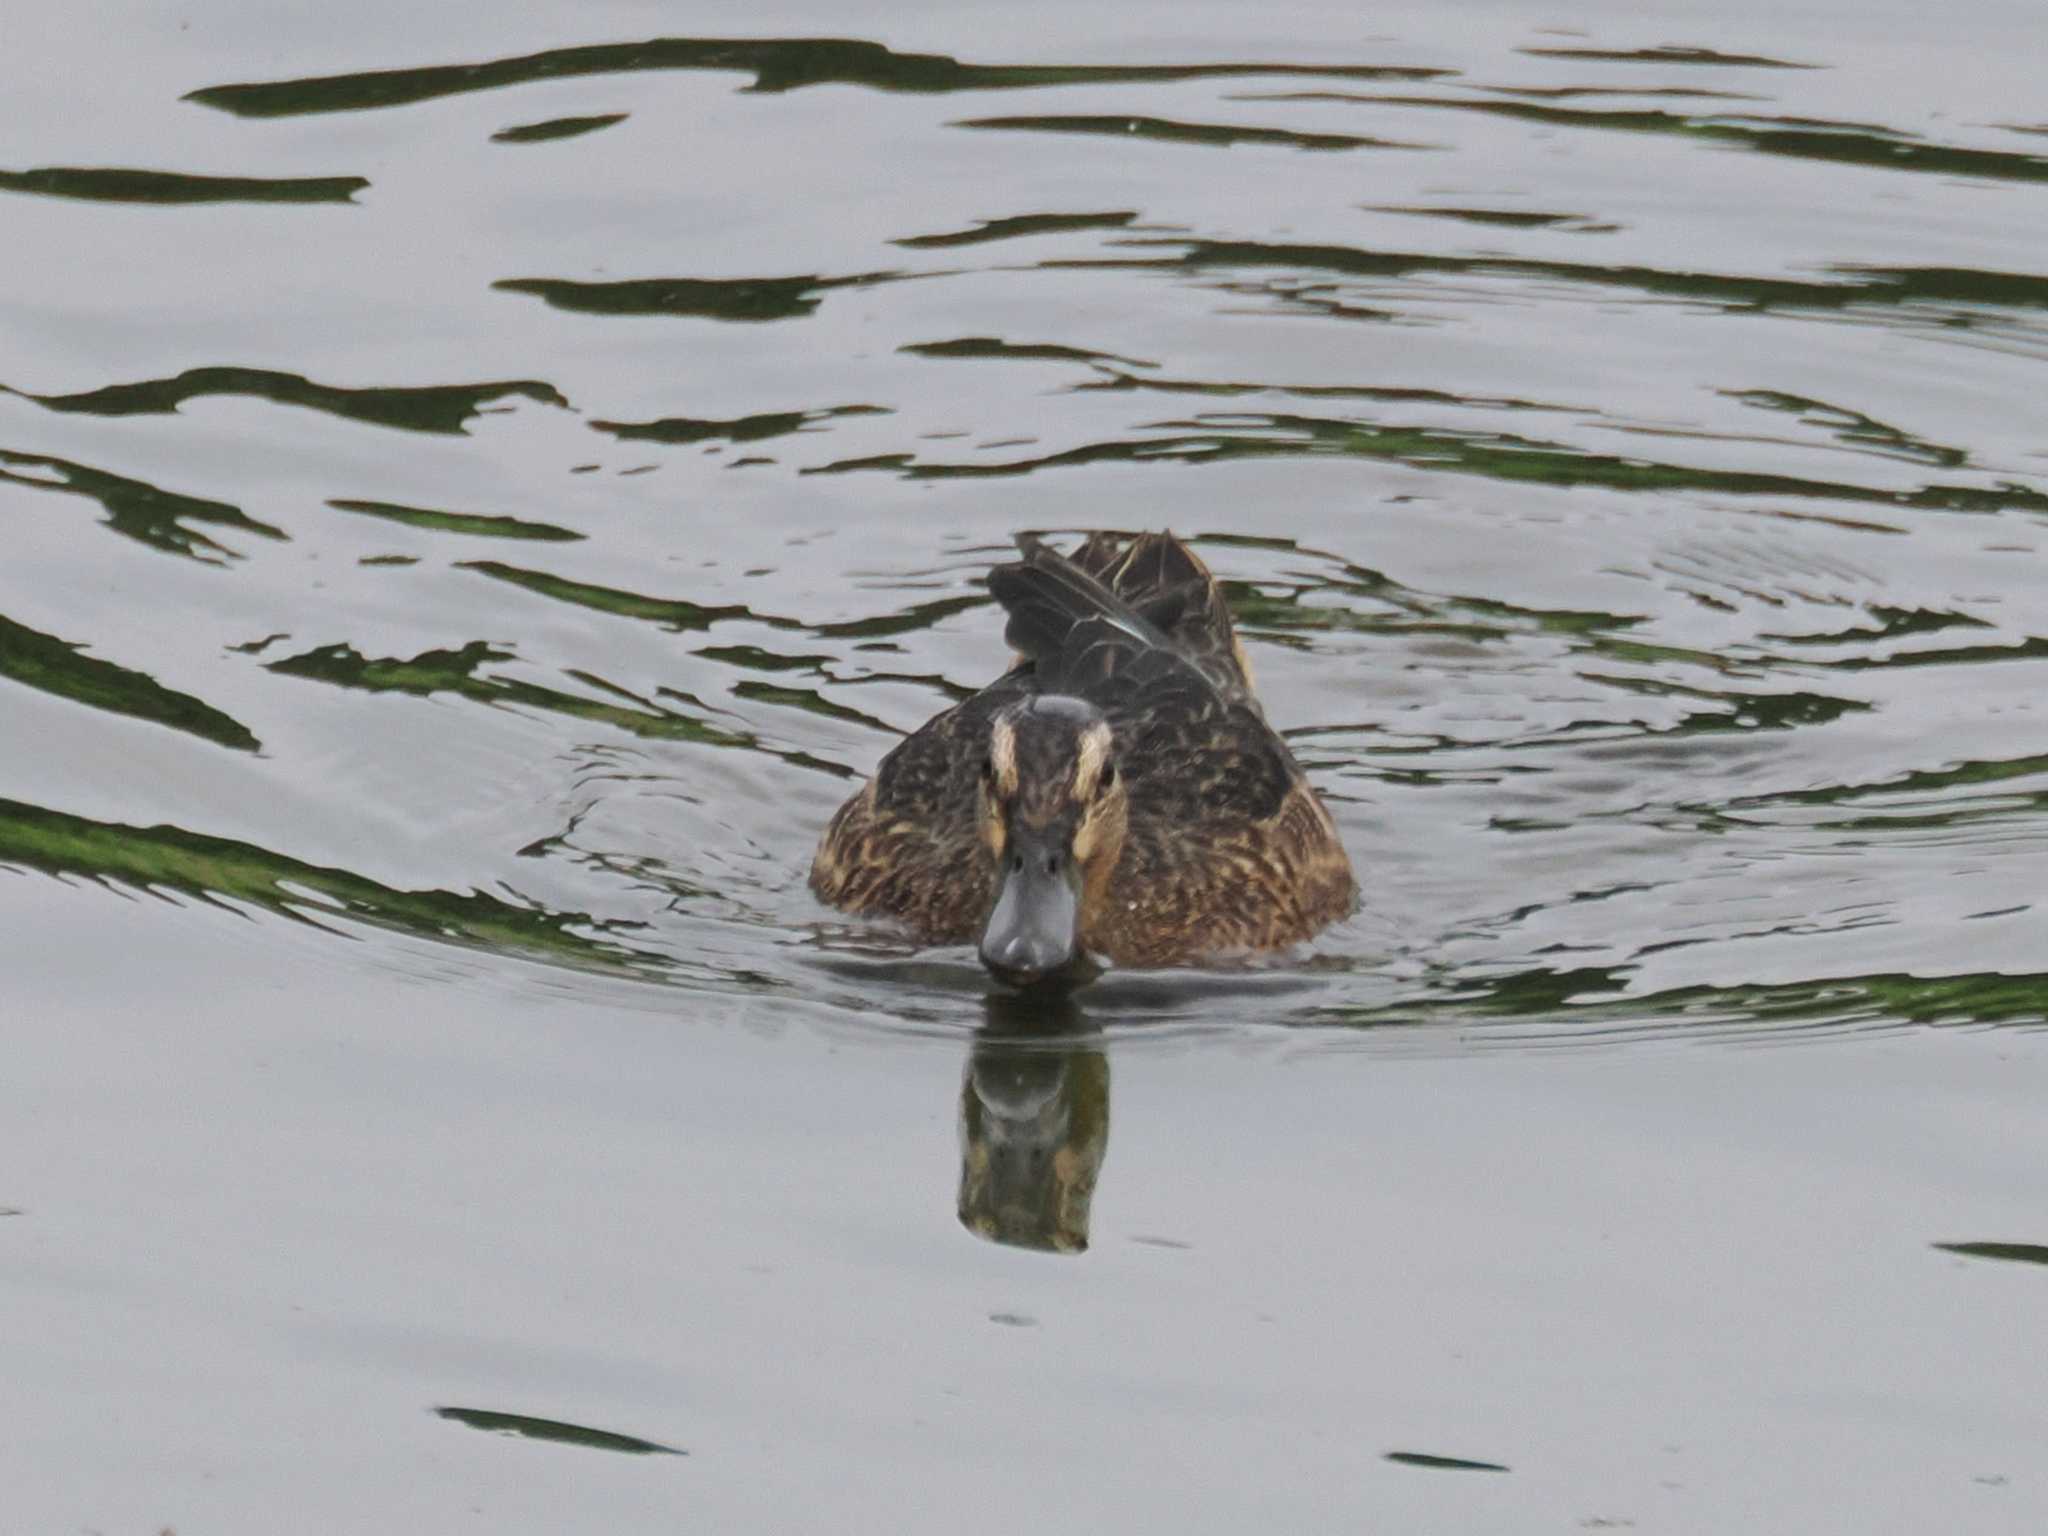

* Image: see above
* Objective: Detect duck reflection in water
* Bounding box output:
[958,993,1108,1254]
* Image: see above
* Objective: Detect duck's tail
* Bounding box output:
[987,531,1251,695]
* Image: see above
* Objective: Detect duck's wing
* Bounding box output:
[808,678,1023,940]
[988,532,1249,709]
[989,529,1297,826]
[1065,531,1256,697]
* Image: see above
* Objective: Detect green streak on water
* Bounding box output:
[0,449,285,563]
[903,337,1155,368]
[1367,204,1603,230]
[1252,94,2048,185]
[591,405,887,445]
[1385,1451,1511,1472]
[954,114,1420,152]
[1381,966,2048,1029]
[458,562,779,631]
[1933,1242,2048,1266]
[433,1407,683,1455]
[328,499,584,542]
[17,368,568,435]
[812,594,992,640]
[184,38,1451,118]
[0,796,654,969]
[495,273,901,323]
[731,679,903,733]
[489,112,629,144]
[1760,606,1992,647]
[265,639,854,776]
[1726,390,1969,469]
[1515,44,1815,67]
[265,640,747,744]
[456,559,987,647]
[1066,235,2048,320]
[893,210,1138,248]
[809,399,2048,524]
[0,615,261,752]
[0,166,367,204]
[692,645,833,673]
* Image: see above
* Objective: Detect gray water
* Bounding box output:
[4,1,2047,1529]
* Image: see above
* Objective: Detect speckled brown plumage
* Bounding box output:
[810,531,1355,966]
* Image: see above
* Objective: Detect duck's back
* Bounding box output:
[811,531,1354,965]
[989,532,1355,964]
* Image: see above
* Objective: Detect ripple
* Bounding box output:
[1480,84,1769,102]
[0,166,366,204]
[494,272,907,323]
[327,499,583,543]
[1385,1451,1511,1473]
[893,211,1141,249]
[0,449,284,563]
[1065,236,2048,328]
[1934,1242,2048,1267]
[1245,93,2048,186]
[184,37,1454,118]
[0,613,259,753]
[590,404,888,446]
[953,114,1427,153]
[1365,205,1614,233]
[455,560,794,632]
[0,795,658,972]
[263,638,831,761]
[433,1407,682,1456]
[803,400,2048,522]
[10,367,569,435]
[1691,754,2048,840]
[1514,44,1819,69]
[1305,966,2048,1040]
[489,112,629,145]
[901,337,1155,369]
[1723,391,1969,470]
[730,679,902,734]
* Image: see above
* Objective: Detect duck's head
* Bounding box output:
[976,694,1128,987]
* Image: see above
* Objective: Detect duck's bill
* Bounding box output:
[978,832,1083,986]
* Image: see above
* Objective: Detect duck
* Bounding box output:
[810,530,1355,985]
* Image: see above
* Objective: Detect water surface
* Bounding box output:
[4,1,2047,1528]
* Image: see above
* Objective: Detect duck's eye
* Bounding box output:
[980,754,996,784]
[1098,762,1117,795]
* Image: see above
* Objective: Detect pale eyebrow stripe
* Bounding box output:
[989,717,1020,796]
[1072,721,1111,797]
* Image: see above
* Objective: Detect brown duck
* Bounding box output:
[811,531,1355,985]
